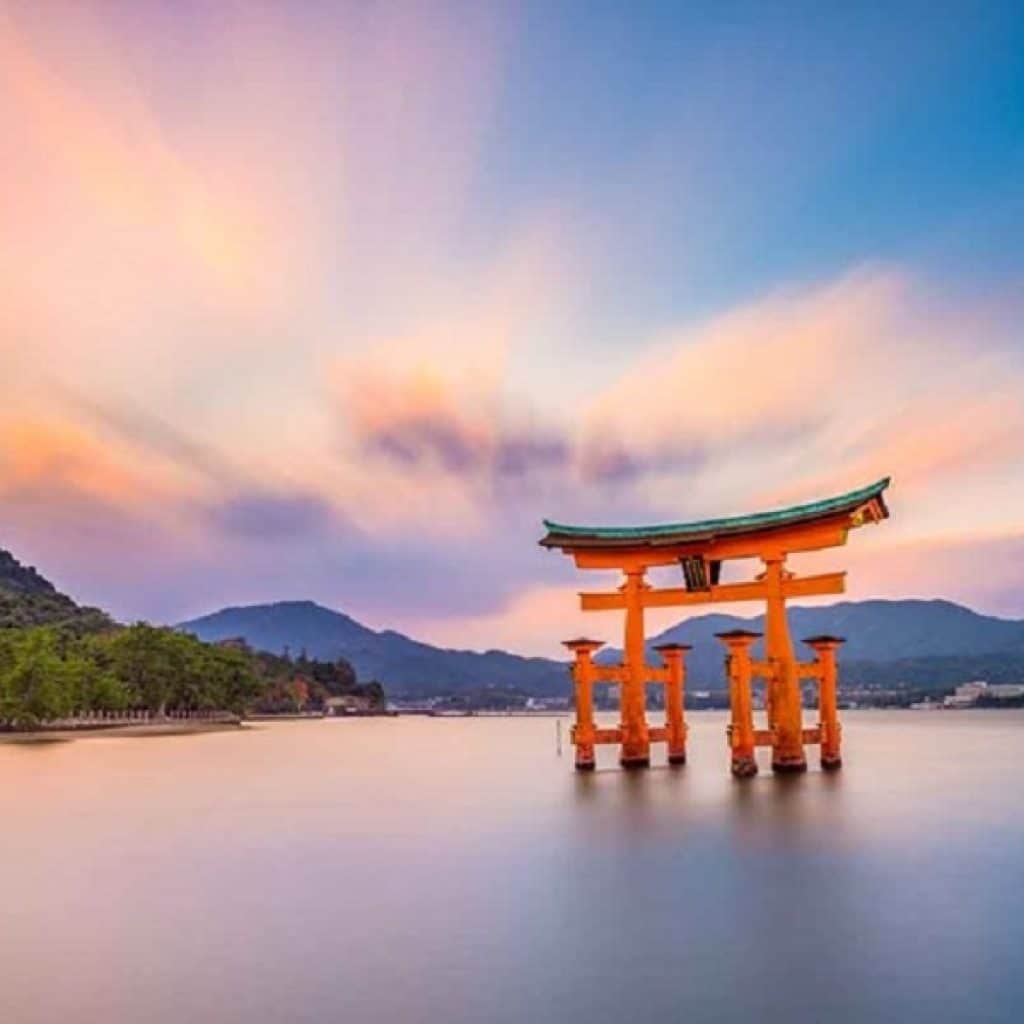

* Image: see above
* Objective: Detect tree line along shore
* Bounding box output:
[0,547,385,731]
[0,623,384,732]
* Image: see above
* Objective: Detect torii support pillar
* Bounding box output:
[565,639,603,771]
[654,643,690,765]
[805,635,844,771]
[619,569,651,768]
[718,631,759,778]
[762,557,807,773]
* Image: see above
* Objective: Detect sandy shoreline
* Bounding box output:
[0,720,246,744]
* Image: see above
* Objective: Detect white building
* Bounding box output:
[325,695,374,715]
[988,684,1024,699]
[939,681,1024,707]
[943,681,988,708]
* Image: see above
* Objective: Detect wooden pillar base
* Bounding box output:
[667,752,687,766]
[821,755,842,772]
[575,741,596,771]
[620,730,650,769]
[731,756,758,778]
[771,756,808,774]
[620,754,650,769]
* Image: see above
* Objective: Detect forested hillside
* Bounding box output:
[0,548,378,728]
[0,550,112,632]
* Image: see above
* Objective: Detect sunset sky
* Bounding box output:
[2,1,1023,655]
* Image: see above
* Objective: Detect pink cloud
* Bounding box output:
[580,268,1024,521]
[794,528,1024,620]
[340,364,569,483]
[1,5,1021,647]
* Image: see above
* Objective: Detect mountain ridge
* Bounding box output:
[0,548,113,633]
[178,599,569,697]
[615,598,1024,683]
[178,596,1024,696]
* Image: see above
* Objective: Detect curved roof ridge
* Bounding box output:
[541,477,890,546]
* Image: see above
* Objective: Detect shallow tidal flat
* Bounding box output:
[3,711,1023,1023]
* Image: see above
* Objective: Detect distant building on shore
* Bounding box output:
[943,681,1024,708]
[525,697,570,711]
[325,695,375,715]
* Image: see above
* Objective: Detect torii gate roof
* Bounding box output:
[540,477,890,550]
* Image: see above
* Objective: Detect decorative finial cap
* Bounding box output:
[562,637,605,652]
[714,629,762,641]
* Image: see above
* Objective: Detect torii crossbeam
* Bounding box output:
[541,478,891,774]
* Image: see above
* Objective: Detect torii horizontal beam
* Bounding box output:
[579,570,845,612]
[593,665,671,683]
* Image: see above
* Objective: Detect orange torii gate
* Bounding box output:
[541,479,890,775]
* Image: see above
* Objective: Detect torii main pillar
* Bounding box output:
[620,568,651,766]
[762,556,806,772]
[541,479,890,773]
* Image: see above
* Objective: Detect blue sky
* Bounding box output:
[1,1,1022,653]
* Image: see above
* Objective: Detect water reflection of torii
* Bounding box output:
[540,478,890,775]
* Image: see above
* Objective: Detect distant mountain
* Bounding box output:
[601,599,1024,689]
[177,600,568,697]
[0,548,114,633]
[179,597,1024,697]
[0,550,59,597]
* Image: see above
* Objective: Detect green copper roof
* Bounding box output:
[541,477,890,548]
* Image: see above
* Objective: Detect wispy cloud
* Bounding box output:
[206,492,337,542]
[341,364,570,484]
[578,268,1024,518]
[2,4,1022,653]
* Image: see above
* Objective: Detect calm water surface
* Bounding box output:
[3,711,1023,1023]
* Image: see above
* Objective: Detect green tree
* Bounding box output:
[0,629,73,727]
[108,623,180,716]
[205,644,260,713]
[63,647,128,713]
